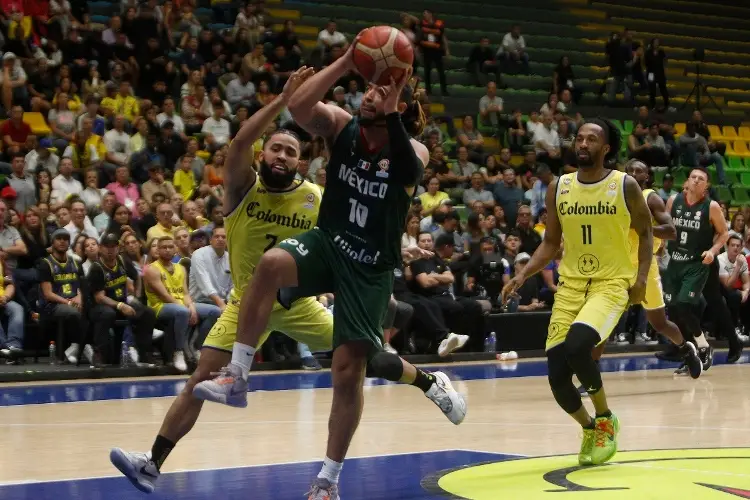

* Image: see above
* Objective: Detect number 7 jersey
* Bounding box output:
[556,170,636,282]
[224,178,322,303]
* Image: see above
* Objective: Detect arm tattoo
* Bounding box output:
[309,113,334,137]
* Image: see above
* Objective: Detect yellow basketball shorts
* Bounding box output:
[641,258,665,311]
[546,278,631,351]
[203,296,333,353]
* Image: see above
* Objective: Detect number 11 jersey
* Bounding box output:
[556,170,635,282]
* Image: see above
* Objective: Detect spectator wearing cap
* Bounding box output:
[7,152,36,213]
[103,115,133,169]
[50,158,84,206]
[201,102,231,151]
[511,252,547,312]
[225,70,256,112]
[0,53,28,110]
[88,232,156,366]
[0,199,27,273]
[156,97,187,140]
[105,165,140,214]
[38,228,88,364]
[1,105,32,158]
[657,173,678,202]
[189,226,231,314]
[25,137,60,177]
[144,235,221,372]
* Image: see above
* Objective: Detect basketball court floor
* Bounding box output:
[1,351,749,499]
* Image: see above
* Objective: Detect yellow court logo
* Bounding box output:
[429,448,750,499]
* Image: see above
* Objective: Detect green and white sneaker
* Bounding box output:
[578,427,595,465]
[590,413,620,465]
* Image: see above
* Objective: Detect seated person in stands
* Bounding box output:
[144,236,221,372]
[0,258,24,359]
[509,252,546,312]
[717,234,750,336]
[88,233,156,367]
[38,228,89,364]
[412,232,484,353]
[188,227,232,314]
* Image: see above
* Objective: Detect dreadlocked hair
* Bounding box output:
[399,77,427,137]
[584,117,621,168]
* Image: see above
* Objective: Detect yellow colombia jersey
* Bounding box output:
[146,260,186,315]
[225,178,322,302]
[628,188,662,263]
[557,170,635,281]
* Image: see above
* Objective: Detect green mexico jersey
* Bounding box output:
[317,117,415,270]
[667,193,714,264]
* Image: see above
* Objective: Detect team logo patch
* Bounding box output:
[376,159,390,178]
[560,189,570,195]
[424,448,750,499]
[695,210,701,219]
[608,181,617,190]
[303,192,315,209]
[563,177,572,185]
[357,159,371,171]
[577,253,600,275]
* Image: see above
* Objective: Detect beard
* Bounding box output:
[575,150,597,169]
[259,158,297,190]
[358,110,387,128]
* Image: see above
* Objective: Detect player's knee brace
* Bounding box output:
[564,323,603,394]
[366,351,405,382]
[547,345,582,414]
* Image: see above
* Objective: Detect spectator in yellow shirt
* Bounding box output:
[173,154,197,201]
[63,116,108,173]
[100,83,118,119]
[146,202,179,244]
[115,81,139,121]
[418,177,449,217]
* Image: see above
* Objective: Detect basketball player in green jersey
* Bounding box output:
[193,38,465,498]
[664,167,729,373]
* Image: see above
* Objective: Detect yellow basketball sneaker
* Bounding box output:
[578,427,595,465]
[590,413,620,465]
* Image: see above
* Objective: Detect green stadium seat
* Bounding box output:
[728,157,746,171]
[741,173,750,187]
[715,185,733,203]
[732,187,750,205]
[652,169,666,186]
[672,168,688,187]
[622,120,634,135]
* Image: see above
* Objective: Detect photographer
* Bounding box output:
[465,236,510,309]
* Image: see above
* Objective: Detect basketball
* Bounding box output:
[352,26,414,86]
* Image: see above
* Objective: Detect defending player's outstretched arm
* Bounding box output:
[224,66,315,213]
[502,179,561,301]
[647,192,677,241]
[624,175,653,302]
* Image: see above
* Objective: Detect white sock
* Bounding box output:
[317,457,343,484]
[694,333,709,349]
[230,342,256,379]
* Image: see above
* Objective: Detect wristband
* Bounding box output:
[116,302,123,311]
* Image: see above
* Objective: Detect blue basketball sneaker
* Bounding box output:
[192,364,249,408]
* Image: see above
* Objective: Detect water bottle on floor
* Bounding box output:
[484,331,497,353]
[49,342,56,365]
[120,342,129,367]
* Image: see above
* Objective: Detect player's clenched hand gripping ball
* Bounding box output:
[351,26,414,86]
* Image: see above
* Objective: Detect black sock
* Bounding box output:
[412,369,436,392]
[583,418,595,430]
[151,435,176,471]
[595,410,612,419]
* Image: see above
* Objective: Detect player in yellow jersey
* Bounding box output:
[110,67,465,495]
[504,119,653,467]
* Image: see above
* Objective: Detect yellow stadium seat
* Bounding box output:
[725,141,736,156]
[674,122,686,136]
[23,112,51,136]
[739,126,750,140]
[732,141,750,159]
[722,126,738,140]
[707,124,724,141]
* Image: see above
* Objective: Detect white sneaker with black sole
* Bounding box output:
[438,333,469,357]
[425,371,467,425]
[110,448,159,493]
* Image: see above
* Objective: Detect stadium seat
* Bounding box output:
[739,126,750,140]
[732,187,750,206]
[23,112,51,136]
[707,125,724,141]
[674,122,686,136]
[740,172,750,187]
[728,157,746,171]
[715,185,732,203]
[732,141,750,158]
[622,120,634,135]
[722,126,738,141]
[652,168,665,186]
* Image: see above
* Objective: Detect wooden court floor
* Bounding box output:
[0,352,749,499]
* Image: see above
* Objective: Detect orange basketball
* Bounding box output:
[352,26,414,86]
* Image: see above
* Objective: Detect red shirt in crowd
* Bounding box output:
[0,119,32,146]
